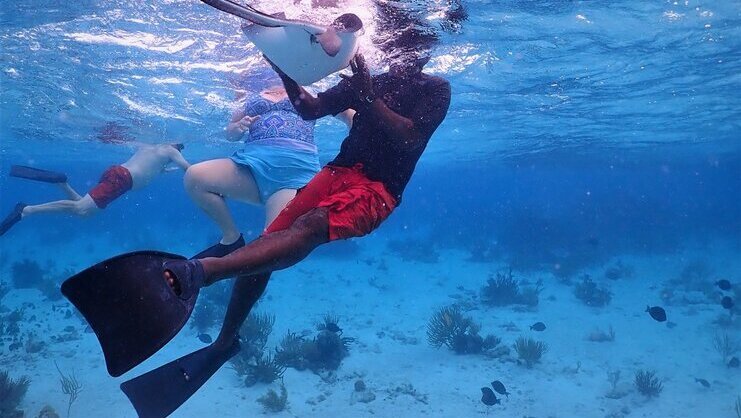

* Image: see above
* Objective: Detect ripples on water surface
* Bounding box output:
[1,0,738,161]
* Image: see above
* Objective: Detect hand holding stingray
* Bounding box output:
[199,0,363,85]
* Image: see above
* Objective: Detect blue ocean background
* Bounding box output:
[1,1,740,417]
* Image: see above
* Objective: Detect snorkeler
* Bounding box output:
[185,68,353,259]
[0,143,190,236]
[62,50,450,417]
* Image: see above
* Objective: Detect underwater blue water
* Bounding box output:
[0,1,739,417]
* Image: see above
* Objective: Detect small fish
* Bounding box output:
[646,306,667,322]
[666,321,677,329]
[480,387,500,406]
[728,357,740,368]
[694,378,710,388]
[197,333,213,344]
[490,380,510,399]
[721,296,734,310]
[530,322,546,332]
[716,279,732,291]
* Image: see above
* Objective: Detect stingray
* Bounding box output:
[199,0,363,85]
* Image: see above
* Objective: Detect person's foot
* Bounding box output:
[192,234,245,259]
[162,259,205,300]
[0,203,27,237]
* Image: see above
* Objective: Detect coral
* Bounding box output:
[37,405,60,418]
[513,336,547,368]
[240,312,275,353]
[480,268,542,307]
[303,330,351,371]
[604,260,634,280]
[573,275,612,307]
[586,325,615,342]
[634,370,663,398]
[426,305,486,354]
[0,370,30,418]
[256,384,288,413]
[11,259,46,289]
[317,313,342,334]
[242,354,286,387]
[274,331,308,371]
[712,333,740,363]
[481,269,519,306]
[606,369,621,397]
[55,362,81,418]
[387,238,439,264]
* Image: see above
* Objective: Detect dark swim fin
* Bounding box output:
[61,251,195,377]
[0,203,26,237]
[121,339,240,418]
[10,165,68,183]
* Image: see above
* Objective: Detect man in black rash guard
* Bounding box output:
[165,53,451,349]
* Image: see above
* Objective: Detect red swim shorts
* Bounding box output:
[88,165,133,209]
[264,164,397,241]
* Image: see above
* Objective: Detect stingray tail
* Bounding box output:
[199,0,282,27]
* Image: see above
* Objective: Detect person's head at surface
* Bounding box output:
[388,52,431,79]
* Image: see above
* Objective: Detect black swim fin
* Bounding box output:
[61,251,196,377]
[121,339,240,418]
[10,165,68,183]
[0,203,26,237]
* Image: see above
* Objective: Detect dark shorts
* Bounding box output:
[88,165,133,208]
[264,164,397,241]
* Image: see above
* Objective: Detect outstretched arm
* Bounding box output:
[266,56,353,120]
[168,148,191,170]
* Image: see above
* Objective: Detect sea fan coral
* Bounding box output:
[573,275,612,307]
[514,336,547,368]
[0,370,30,418]
[634,370,663,398]
[427,305,488,354]
[257,384,288,412]
[275,331,308,371]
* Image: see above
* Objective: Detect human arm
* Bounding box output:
[342,55,451,150]
[225,108,258,142]
[265,55,354,120]
[168,148,191,170]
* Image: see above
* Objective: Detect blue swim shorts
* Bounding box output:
[230,144,320,203]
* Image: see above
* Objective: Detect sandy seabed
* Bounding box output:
[1,234,739,418]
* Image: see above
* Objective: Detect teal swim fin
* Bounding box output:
[61,251,195,377]
[121,339,240,418]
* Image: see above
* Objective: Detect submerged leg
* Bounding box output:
[202,207,330,284]
[22,195,98,217]
[185,159,260,245]
[213,273,270,348]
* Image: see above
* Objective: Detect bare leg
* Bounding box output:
[57,182,83,200]
[22,195,98,217]
[212,189,297,348]
[264,189,297,227]
[201,207,330,284]
[185,159,261,245]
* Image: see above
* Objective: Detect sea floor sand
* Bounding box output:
[1,236,739,417]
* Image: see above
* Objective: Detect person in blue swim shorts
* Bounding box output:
[186,67,352,258]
